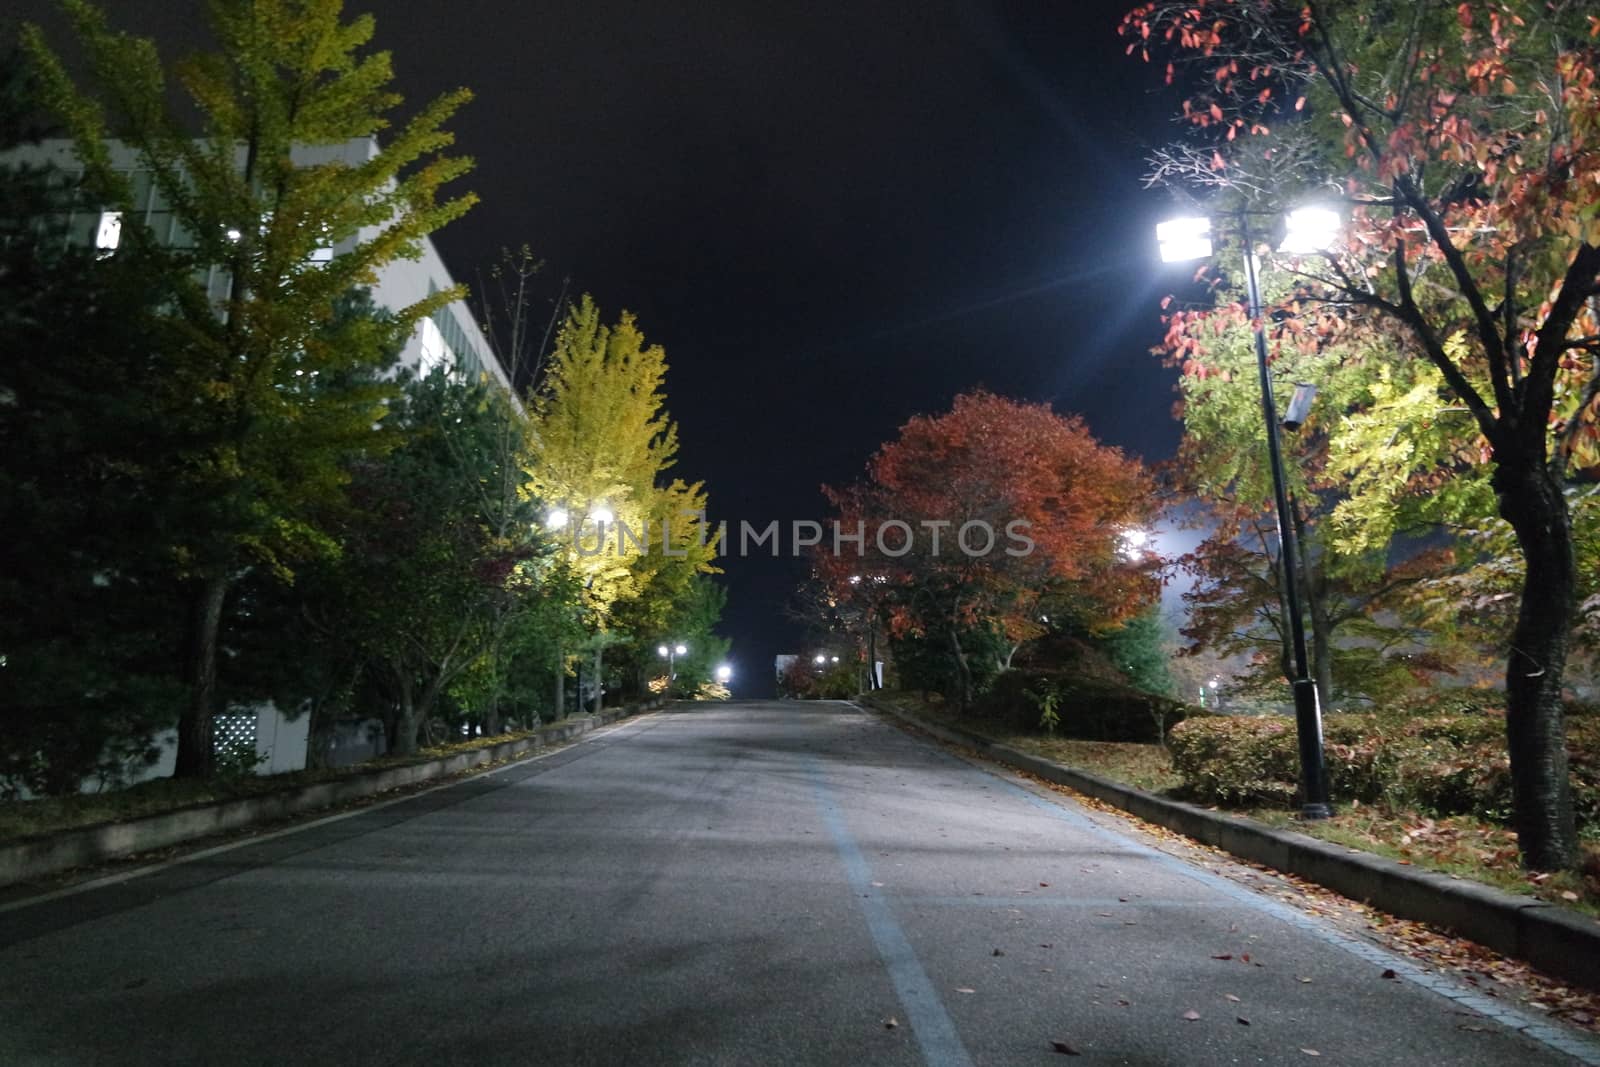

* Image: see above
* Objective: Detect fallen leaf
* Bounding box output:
[1211,954,1233,961]
[1236,1016,1250,1026]
[1182,1009,1201,1021]
[993,949,1005,957]
[1382,969,1397,980]
[1116,997,1130,1006]
[1241,953,1251,964]
[1457,1024,1485,1032]
[1298,977,1313,984]
[1050,1039,1081,1055]
[1040,943,1053,949]
[1301,1049,1321,1056]
[884,1017,898,1030]
[1040,882,1050,887]
[1224,994,1241,1003]
[955,987,976,994]
[871,881,884,888]
[1561,891,1580,902]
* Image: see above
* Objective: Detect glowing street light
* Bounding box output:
[1279,205,1342,255]
[1156,205,1336,820]
[546,507,570,529]
[813,654,826,665]
[659,641,687,679]
[715,664,732,684]
[589,504,615,525]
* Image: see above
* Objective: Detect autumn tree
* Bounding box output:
[827,390,1158,710]
[528,294,718,707]
[1163,272,1469,707]
[23,0,477,776]
[1122,0,1600,868]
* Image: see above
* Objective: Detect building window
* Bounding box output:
[418,316,450,377]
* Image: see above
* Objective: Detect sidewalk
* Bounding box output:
[859,693,1600,993]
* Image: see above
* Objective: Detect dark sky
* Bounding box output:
[25,1,1193,695]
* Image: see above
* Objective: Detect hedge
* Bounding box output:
[1167,708,1600,829]
[974,668,1204,743]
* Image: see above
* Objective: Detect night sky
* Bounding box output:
[24,1,1195,695]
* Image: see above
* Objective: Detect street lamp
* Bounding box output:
[658,642,687,679]
[1157,206,1335,820]
[715,664,732,684]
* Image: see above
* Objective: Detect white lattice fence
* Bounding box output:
[213,711,257,760]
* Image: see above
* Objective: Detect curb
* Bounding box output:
[862,695,1600,993]
[0,702,655,889]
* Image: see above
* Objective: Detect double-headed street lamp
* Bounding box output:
[1158,206,1337,820]
[658,642,687,680]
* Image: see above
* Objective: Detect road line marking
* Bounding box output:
[809,757,975,1067]
[0,712,659,916]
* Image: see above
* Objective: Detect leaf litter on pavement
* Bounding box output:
[1008,768,1600,1035]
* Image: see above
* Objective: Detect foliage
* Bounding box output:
[824,390,1160,709]
[1095,608,1177,698]
[1123,0,1600,869]
[1168,707,1600,830]
[21,0,477,777]
[975,668,1200,743]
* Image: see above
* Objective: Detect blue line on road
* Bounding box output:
[809,758,975,1067]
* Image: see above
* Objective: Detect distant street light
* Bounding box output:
[659,641,687,679]
[1157,205,1336,820]
[590,504,614,525]
[813,653,826,666]
[715,664,732,684]
[546,507,569,529]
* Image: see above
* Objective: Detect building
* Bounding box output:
[1,136,514,395]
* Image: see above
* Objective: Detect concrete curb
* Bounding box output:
[862,695,1600,992]
[0,702,655,889]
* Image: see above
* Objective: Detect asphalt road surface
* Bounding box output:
[2,701,1596,1066]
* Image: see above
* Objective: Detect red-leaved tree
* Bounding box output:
[825,390,1159,709]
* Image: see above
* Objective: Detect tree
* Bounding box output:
[313,372,544,756]
[827,390,1159,710]
[1122,0,1600,867]
[528,294,717,705]
[23,0,477,776]
[1162,273,1467,708]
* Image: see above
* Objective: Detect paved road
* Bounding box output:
[1,701,1594,1065]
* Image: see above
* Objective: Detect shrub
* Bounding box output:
[975,668,1203,743]
[1168,709,1600,829]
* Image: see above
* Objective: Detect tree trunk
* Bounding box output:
[173,573,230,779]
[593,645,604,712]
[866,619,878,691]
[1305,570,1335,715]
[948,627,973,712]
[390,671,419,757]
[553,643,565,721]
[1496,459,1578,871]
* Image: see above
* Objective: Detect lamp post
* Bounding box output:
[1158,207,1335,820]
[658,642,687,680]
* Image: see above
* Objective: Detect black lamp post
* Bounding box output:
[1157,207,1336,820]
